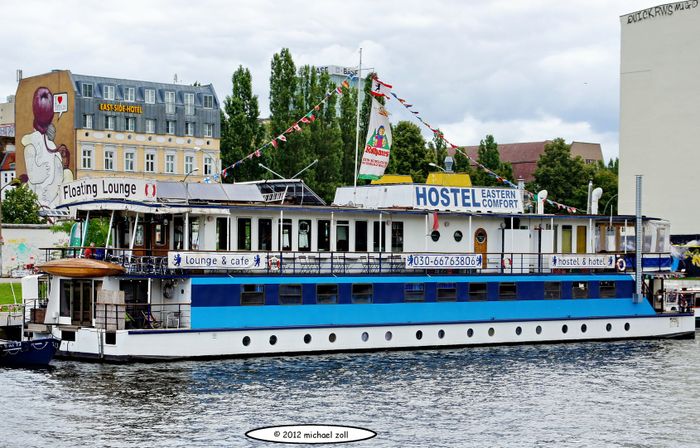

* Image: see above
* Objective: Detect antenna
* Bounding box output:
[173,73,178,84]
[16,69,22,82]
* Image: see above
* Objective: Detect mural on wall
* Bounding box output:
[20,87,73,207]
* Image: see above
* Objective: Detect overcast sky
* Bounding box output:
[1,0,656,161]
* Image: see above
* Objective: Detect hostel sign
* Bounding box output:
[549,254,615,269]
[414,186,523,213]
[59,178,157,205]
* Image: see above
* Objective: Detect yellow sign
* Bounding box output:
[99,103,143,114]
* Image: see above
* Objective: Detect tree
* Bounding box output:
[2,186,41,224]
[427,129,448,171]
[268,48,303,177]
[339,81,358,185]
[220,66,265,182]
[386,121,429,182]
[531,138,589,212]
[471,135,513,187]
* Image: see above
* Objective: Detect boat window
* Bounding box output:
[280,218,292,251]
[468,283,487,301]
[431,230,440,242]
[135,223,145,246]
[391,222,404,252]
[576,226,587,254]
[237,218,251,251]
[60,279,94,325]
[372,221,386,252]
[351,284,373,304]
[318,220,331,251]
[241,284,265,306]
[572,281,589,299]
[499,282,517,300]
[561,225,572,254]
[355,221,368,252]
[599,281,616,298]
[154,223,166,246]
[258,218,272,251]
[544,282,561,299]
[454,231,463,242]
[216,217,228,250]
[404,283,425,302]
[298,220,312,252]
[279,284,302,305]
[317,284,338,304]
[337,220,350,252]
[436,282,457,301]
[189,219,200,250]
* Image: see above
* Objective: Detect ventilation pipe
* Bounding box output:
[537,190,548,214]
[590,188,603,214]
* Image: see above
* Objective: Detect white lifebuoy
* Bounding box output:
[501,257,512,268]
[616,258,627,272]
[268,257,281,270]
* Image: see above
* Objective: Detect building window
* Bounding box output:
[203,123,214,137]
[124,87,135,102]
[145,119,156,134]
[104,85,115,100]
[165,91,176,114]
[185,122,194,136]
[165,154,175,174]
[82,83,93,98]
[104,116,115,130]
[125,117,135,132]
[184,93,195,115]
[81,145,93,169]
[82,114,93,129]
[145,152,156,173]
[104,148,115,171]
[184,154,195,175]
[166,120,176,135]
[203,156,213,175]
[124,150,135,172]
[203,94,214,109]
[144,88,156,104]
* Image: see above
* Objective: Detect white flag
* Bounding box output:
[358,98,392,180]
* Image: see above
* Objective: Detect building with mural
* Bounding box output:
[619,2,700,239]
[14,70,221,208]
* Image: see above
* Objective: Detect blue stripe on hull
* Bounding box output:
[190,299,656,330]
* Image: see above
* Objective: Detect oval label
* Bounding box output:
[246,425,376,444]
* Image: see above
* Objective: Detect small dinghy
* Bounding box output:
[38,258,125,278]
[0,337,60,368]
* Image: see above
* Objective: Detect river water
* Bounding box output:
[2,335,700,448]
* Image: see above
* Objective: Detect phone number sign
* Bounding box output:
[406,254,483,269]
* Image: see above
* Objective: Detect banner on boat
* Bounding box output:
[168,252,268,270]
[406,253,483,269]
[59,177,157,205]
[549,254,615,269]
[414,185,523,213]
[358,98,392,180]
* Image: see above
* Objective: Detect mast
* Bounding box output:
[353,47,363,200]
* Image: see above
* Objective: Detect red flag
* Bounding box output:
[293,123,302,132]
[342,80,350,89]
[314,104,320,111]
[285,127,294,134]
[308,114,316,122]
[432,212,439,231]
[300,117,310,124]
[336,86,343,94]
[222,169,227,178]
[271,139,278,149]
[278,135,287,142]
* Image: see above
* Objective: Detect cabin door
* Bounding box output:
[474,228,487,268]
[151,220,169,256]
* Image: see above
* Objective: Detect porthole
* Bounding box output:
[453,231,463,242]
[515,326,522,336]
[304,334,312,344]
[562,324,568,334]
[624,323,630,332]
[242,336,251,346]
[536,325,542,335]
[361,332,369,342]
[606,323,612,332]
[438,329,445,339]
[269,335,277,345]
[467,328,474,338]
[329,333,337,343]
[385,331,393,341]
[431,230,440,242]
[85,132,89,137]
[416,330,423,340]
[488,327,495,337]
[581,324,587,333]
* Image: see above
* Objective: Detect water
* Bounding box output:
[2,336,700,448]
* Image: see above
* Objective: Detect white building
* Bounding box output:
[619,2,700,238]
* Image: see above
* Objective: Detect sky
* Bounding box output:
[0,0,657,162]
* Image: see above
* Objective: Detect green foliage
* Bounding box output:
[50,221,74,234]
[427,129,448,171]
[339,82,358,185]
[1,185,42,224]
[386,121,429,182]
[85,218,111,247]
[220,66,265,182]
[471,135,513,187]
[268,48,302,177]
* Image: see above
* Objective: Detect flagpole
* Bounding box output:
[353,47,363,201]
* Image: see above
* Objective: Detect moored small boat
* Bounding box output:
[0,337,60,368]
[38,258,125,278]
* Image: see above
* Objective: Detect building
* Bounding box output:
[14,70,221,208]
[0,150,16,199]
[0,95,16,199]
[460,140,603,182]
[619,2,700,239]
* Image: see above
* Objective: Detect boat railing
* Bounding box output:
[95,302,191,331]
[40,247,672,277]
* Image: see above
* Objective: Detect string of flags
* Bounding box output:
[386,82,582,214]
[211,74,355,182]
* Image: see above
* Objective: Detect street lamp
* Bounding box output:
[428,162,446,173]
[0,178,23,277]
[181,168,199,182]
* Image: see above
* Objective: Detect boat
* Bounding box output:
[0,337,60,368]
[663,284,700,326]
[28,175,693,362]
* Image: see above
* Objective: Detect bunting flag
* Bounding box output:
[432,211,439,231]
[271,139,278,149]
[308,113,316,122]
[342,79,350,89]
[358,98,392,180]
[293,123,302,132]
[336,86,343,95]
[370,77,393,99]
[278,134,287,142]
[300,116,311,124]
[383,79,584,214]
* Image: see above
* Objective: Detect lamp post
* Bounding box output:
[428,162,446,173]
[181,168,199,183]
[0,178,23,277]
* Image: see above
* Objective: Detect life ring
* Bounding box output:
[616,258,626,272]
[501,257,512,268]
[268,256,281,270]
[163,281,175,299]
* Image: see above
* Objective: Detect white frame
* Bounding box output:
[203,123,213,138]
[203,94,213,109]
[104,85,115,101]
[104,115,115,131]
[124,149,136,172]
[145,151,157,173]
[166,120,176,135]
[81,145,94,170]
[165,91,176,114]
[104,147,115,171]
[83,114,93,129]
[184,92,195,116]
[125,116,136,132]
[82,83,93,98]
[124,87,135,102]
[184,153,195,174]
[185,122,194,136]
[203,155,213,175]
[145,88,156,104]
[165,153,176,174]
[145,118,156,134]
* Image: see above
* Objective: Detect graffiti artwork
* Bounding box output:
[20,87,73,207]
